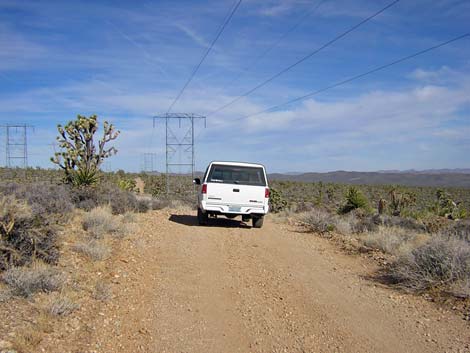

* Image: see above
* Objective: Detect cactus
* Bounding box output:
[51,115,120,186]
[117,178,137,192]
[388,187,416,216]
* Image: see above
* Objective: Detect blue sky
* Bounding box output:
[0,0,469,173]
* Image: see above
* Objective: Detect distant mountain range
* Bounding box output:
[375,168,470,174]
[268,169,470,188]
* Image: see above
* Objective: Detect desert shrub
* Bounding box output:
[0,286,13,302]
[150,198,172,210]
[145,175,166,197]
[0,182,74,220]
[294,201,315,213]
[94,183,141,214]
[117,178,137,192]
[361,227,427,255]
[73,240,110,261]
[82,206,120,238]
[121,211,137,223]
[269,188,288,213]
[351,215,380,233]
[2,263,65,297]
[93,281,112,301]
[0,196,59,270]
[332,214,355,235]
[439,220,470,242]
[48,295,79,316]
[302,209,335,234]
[390,236,470,295]
[373,214,426,232]
[70,183,143,214]
[426,189,468,220]
[136,198,151,213]
[339,187,370,214]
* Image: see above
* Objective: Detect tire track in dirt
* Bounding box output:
[88,210,469,353]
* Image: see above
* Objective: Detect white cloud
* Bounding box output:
[173,23,211,49]
[0,23,48,71]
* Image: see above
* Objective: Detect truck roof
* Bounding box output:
[209,161,266,169]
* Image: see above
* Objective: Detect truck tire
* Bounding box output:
[252,216,264,228]
[197,208,208,225]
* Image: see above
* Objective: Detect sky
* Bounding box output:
[0,0,469,173]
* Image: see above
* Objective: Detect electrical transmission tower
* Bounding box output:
[0,124,34,168]
[141,152,158,173]
[152,113,206,194]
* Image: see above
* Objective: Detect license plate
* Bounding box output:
[229,206,241,212]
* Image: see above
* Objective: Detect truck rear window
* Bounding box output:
[207,164,267,186]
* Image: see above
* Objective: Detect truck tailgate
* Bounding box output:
[206,183,265,208]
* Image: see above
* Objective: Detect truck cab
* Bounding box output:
[193,161,270,228]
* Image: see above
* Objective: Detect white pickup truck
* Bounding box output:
[193,161,270,228]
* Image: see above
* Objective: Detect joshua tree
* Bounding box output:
[51,115,120,186]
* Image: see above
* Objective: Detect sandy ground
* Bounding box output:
[2,209,469,353]
[78,210,469,353]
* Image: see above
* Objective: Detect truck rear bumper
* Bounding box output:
[201,201,268,215]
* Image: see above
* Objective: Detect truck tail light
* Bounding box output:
[202,184,207,194]
[265,188,270,198]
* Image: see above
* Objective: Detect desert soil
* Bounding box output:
[14,210,470,353]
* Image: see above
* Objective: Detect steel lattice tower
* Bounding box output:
[153,113,206,193]
[1,124,34,168]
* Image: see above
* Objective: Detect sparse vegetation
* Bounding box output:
[2,263,65,297]
[82,206,120,238]
[390,236,470,297]
[276,178,470,300]
[48,294,80,316]
[73,240,110,261]
[361,227,428,256]
[301,209,335,234]
[93,281,112,301]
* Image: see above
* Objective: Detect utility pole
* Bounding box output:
[1,124,34,168]
[152,113,206,194]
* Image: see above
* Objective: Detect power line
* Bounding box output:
[237,32,470,121]
[207,0,400,117]
[166,0,243,114]
[218,0,328,94]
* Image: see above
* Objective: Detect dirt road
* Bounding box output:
[87,210,469,353]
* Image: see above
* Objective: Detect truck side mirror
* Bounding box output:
[193,178,201,185]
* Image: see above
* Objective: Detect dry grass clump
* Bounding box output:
[93,281,112,301]
[82,206,120,238]
[390,236,470,297]
[333,214,355,235]
[72,240,110,261]
[48,294,80,316]
[360,227,428,256]
[301,209,335,234]
[121,211,137,223]
[1,262,65,297]
[12,327,43,353]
